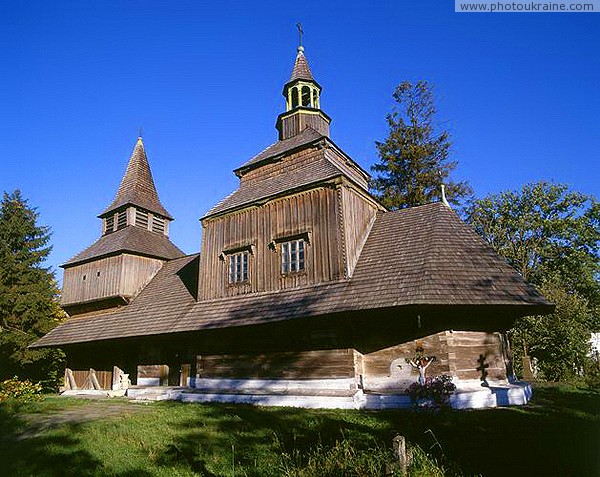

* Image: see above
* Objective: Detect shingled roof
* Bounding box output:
[35,202,552,348]
[35,255,199,347]
[62,225,184,267]
[100,137,173,220]
[206,155,343,218]
[234,127,325,175]
[289,46,315,83]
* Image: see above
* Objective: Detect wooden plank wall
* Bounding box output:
[446,331,507,381]
[62,256,123,305]
[363,333,451,380]
[62,255,163,307]
[199,187,344,299]
[197,349,355,379]
[362,331,509,384]
[119,254,164,297]
[70,369,113,390]
[137,364,169,385]
[340,186,379,278]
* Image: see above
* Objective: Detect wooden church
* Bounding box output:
[33,44,552,409]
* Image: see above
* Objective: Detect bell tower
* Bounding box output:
[275,32,331,140]
[60,137,184,315]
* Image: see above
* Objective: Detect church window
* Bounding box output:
[228,252,249,284]
[312,89,318,108]
[291,87,299,108]
[301,86,311,107]
[281,239,305,274]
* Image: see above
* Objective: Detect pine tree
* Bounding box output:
[0,190,65,387]
[371,81,472,209]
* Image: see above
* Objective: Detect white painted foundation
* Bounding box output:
[124,378,533,410]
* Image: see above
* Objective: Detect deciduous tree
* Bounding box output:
[466,182,599,381]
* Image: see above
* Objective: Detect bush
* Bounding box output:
[0,377,43,405]
[406,374,456,409]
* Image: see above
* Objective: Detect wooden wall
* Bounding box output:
[196,349,356,379]
[199,187,345,299]
[445,331,508,381]
[62,254,164,310]
[339,186,379,278]
[362,331,509,390]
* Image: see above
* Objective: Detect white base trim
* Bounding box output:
[124,380,533,410]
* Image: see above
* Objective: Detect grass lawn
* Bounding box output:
[0,383,598,476]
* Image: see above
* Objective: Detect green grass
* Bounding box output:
[0,384,598,476]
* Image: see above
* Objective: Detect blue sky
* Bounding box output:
[1,1,598,282]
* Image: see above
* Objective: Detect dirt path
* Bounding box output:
[17,397,151,439]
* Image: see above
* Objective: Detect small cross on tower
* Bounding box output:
[296,22,304,47]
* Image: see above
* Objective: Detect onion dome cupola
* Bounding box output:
[98,136,173,237]
[276,43,331,141]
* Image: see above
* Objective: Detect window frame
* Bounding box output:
[228,251,249,284]
[280,238,306,275]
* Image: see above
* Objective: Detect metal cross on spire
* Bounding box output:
[296,22,304,48]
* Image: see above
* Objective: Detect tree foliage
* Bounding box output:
[371,80,472,210]
[510,280,592,382]
[466,181,599,308]
[0,190,65,387]
[466,182,599,382]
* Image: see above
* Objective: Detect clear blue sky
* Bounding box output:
[1,1,598,283]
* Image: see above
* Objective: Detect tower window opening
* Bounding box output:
[291,87,299,108]
[312,89,318,108]
[151,216,165,234]
[301,86,311,107]
[135,210,149,229]
[104,215,115,234]
[117,210,127,230]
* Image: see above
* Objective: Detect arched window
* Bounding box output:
[291,87,299,108]
[301,86,311,107]
[312,89,319,108]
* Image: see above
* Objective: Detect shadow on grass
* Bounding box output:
[152,384,599,477]
[0,405,153,477]
[1,384,597,476]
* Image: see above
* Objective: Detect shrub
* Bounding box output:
[0,377,43,404]
[406,374,456,409]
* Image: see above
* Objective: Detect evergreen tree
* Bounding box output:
[371,81,472,209]
[0,190,65,387]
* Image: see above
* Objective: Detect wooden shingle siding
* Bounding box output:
[324,149,370,191]
[199,187,344,300]
[240,145,324,185]
[197,349,355,379]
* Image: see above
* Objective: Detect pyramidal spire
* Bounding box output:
[100,137,173,220]
[289,46,314,82]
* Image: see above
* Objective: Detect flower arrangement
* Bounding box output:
[406,374,456,409]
